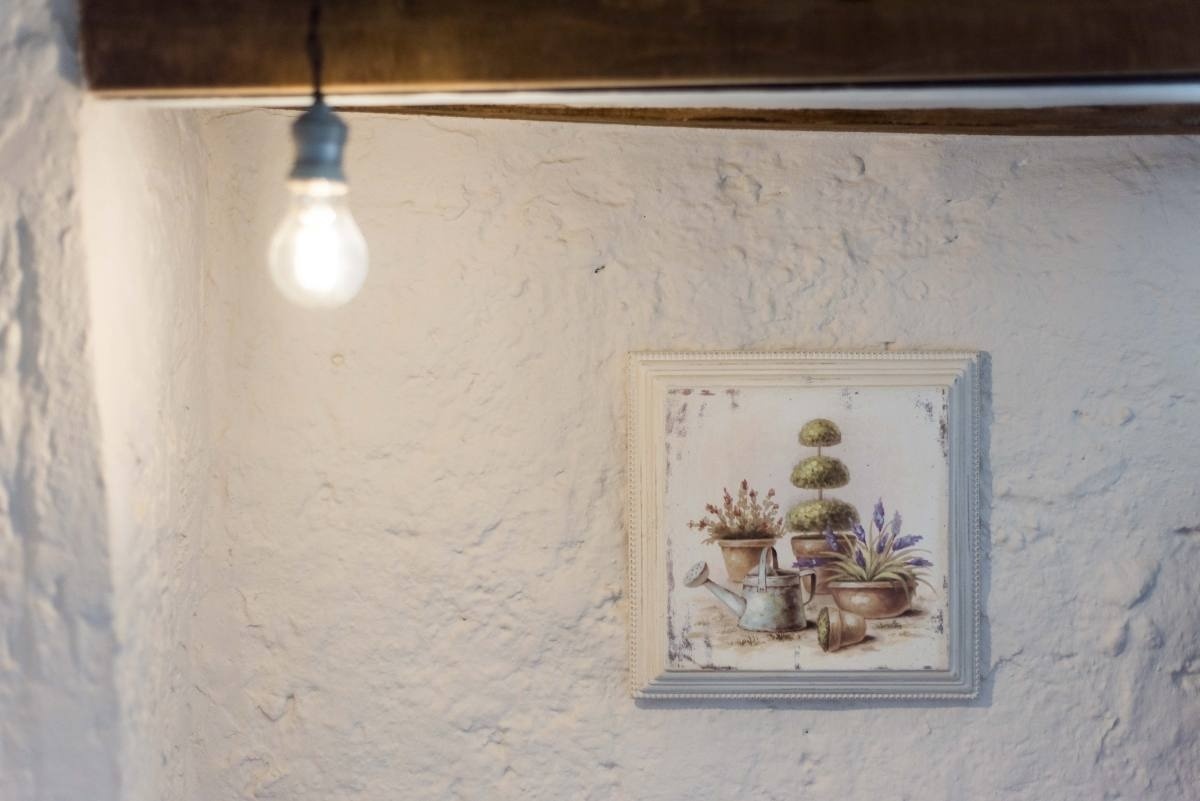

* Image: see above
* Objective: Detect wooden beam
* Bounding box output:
[351,103,1200,136]
[83,1,1200,98]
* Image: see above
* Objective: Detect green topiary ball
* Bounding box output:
[799,418,842,447]
[790,455,850,490]
[787,498,859,533]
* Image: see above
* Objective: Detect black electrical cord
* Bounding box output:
[306,0,324,104]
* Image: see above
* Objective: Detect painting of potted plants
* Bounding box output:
[687,480,782,582]
[631,352,981,698]
[822,499,933,619]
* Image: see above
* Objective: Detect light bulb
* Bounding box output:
[270,100,368,308]
[269,178,367,307]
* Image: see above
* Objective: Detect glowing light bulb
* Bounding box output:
[269,178,367,307]
[270,100,368,308]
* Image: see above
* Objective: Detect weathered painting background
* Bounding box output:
[664,384,951,671]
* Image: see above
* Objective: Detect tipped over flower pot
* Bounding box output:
[817,606,868,652]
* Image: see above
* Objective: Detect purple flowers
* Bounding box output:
[823,526,840,552]
[818,498,933,586]
[793,557,826,569]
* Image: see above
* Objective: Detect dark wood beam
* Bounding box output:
[352,103,1200,136]
[83,1,1200,97]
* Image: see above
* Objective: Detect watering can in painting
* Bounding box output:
[684,547,816,632]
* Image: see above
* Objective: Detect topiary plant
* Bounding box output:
[786,498,859,532]
[799,418,842,448]
[790,456,850,490]
[787,418,859,538]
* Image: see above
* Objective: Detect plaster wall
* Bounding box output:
[195,111,1200,800]
[0,7,221,799]
[0,2,121,799]
[81,103,221,801]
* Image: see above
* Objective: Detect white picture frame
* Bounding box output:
[627,351,982,700]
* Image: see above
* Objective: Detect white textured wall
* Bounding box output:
[1,7,220,799]
[3,3,1199,792]
[81,104,220,801]
[0,2,122,800]
[194,111,1200,800]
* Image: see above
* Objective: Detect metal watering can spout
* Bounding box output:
[684,562,746,617]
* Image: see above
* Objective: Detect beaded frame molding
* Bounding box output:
[626,351,982,700]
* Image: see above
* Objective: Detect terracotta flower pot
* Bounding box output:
[789,535,839,593]
[716,539,776,583]
[828,579,912,619]
[817,606,868,652]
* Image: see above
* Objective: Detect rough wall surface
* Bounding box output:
[197,111,1200,801]
[81,104,217,801]
[0,2,121,800]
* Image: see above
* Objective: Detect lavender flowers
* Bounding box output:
[818,498,934,587]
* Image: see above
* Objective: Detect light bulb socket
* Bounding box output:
[289,101,348,182]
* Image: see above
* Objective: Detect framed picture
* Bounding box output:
[627,351,981,700]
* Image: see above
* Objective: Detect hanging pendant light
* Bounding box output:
[269,0,368,308]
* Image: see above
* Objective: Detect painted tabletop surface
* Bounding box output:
[680,591,945,672]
